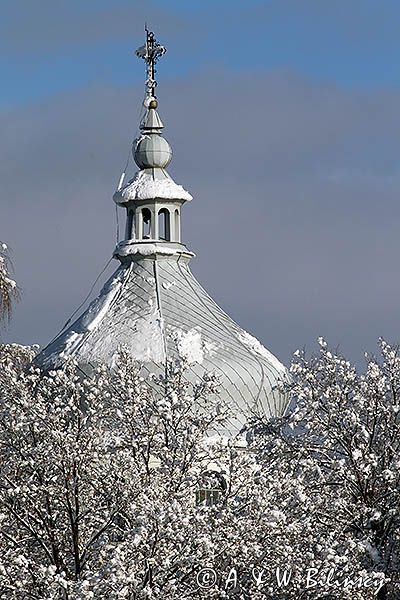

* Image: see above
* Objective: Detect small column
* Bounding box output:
[152,208,158,239]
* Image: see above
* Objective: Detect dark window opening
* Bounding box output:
[196,488,222,507]
[142,208,152,239]
[126,209,134,239]
[158,208,170,241]
[196,471,227,507]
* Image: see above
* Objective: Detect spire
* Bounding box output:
[113,29,192,258]
[134,28,170,169]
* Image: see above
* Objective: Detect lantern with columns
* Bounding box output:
[113,29,191,256]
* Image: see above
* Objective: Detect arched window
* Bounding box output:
[142,208,152,239]
[158,208,170,241]
[196,470,227,507]
[126,208,135,239]
[174,209,180,242]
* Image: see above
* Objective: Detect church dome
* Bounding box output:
[37,250,289,436]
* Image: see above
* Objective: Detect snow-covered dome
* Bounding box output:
[37,250,289,436]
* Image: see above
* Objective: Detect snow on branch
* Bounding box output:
[0,340,398,598]
[0,242,19,326]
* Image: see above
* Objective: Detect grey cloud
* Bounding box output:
[1,70,400,366]
[0,0,189,56]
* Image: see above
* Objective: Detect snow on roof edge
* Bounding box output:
[114,169,193,203]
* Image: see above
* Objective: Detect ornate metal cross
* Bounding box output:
[136,27,166,99]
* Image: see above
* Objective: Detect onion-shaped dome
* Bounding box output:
[134,134,172,169]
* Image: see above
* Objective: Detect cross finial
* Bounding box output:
[135,27,167,100]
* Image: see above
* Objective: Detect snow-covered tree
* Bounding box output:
[250,338,399,599]
[0,346,258,599]
[1,340,398,599]
[0,243,19,325]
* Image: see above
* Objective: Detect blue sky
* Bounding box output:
[1,0,400,107]
[1,1,400,366]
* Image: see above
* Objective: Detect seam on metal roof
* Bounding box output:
[153,259,168,377]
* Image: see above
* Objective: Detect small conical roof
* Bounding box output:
[142,105,164,130]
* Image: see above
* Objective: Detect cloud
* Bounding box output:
[0,0,188,57]
[1,69,400,366]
